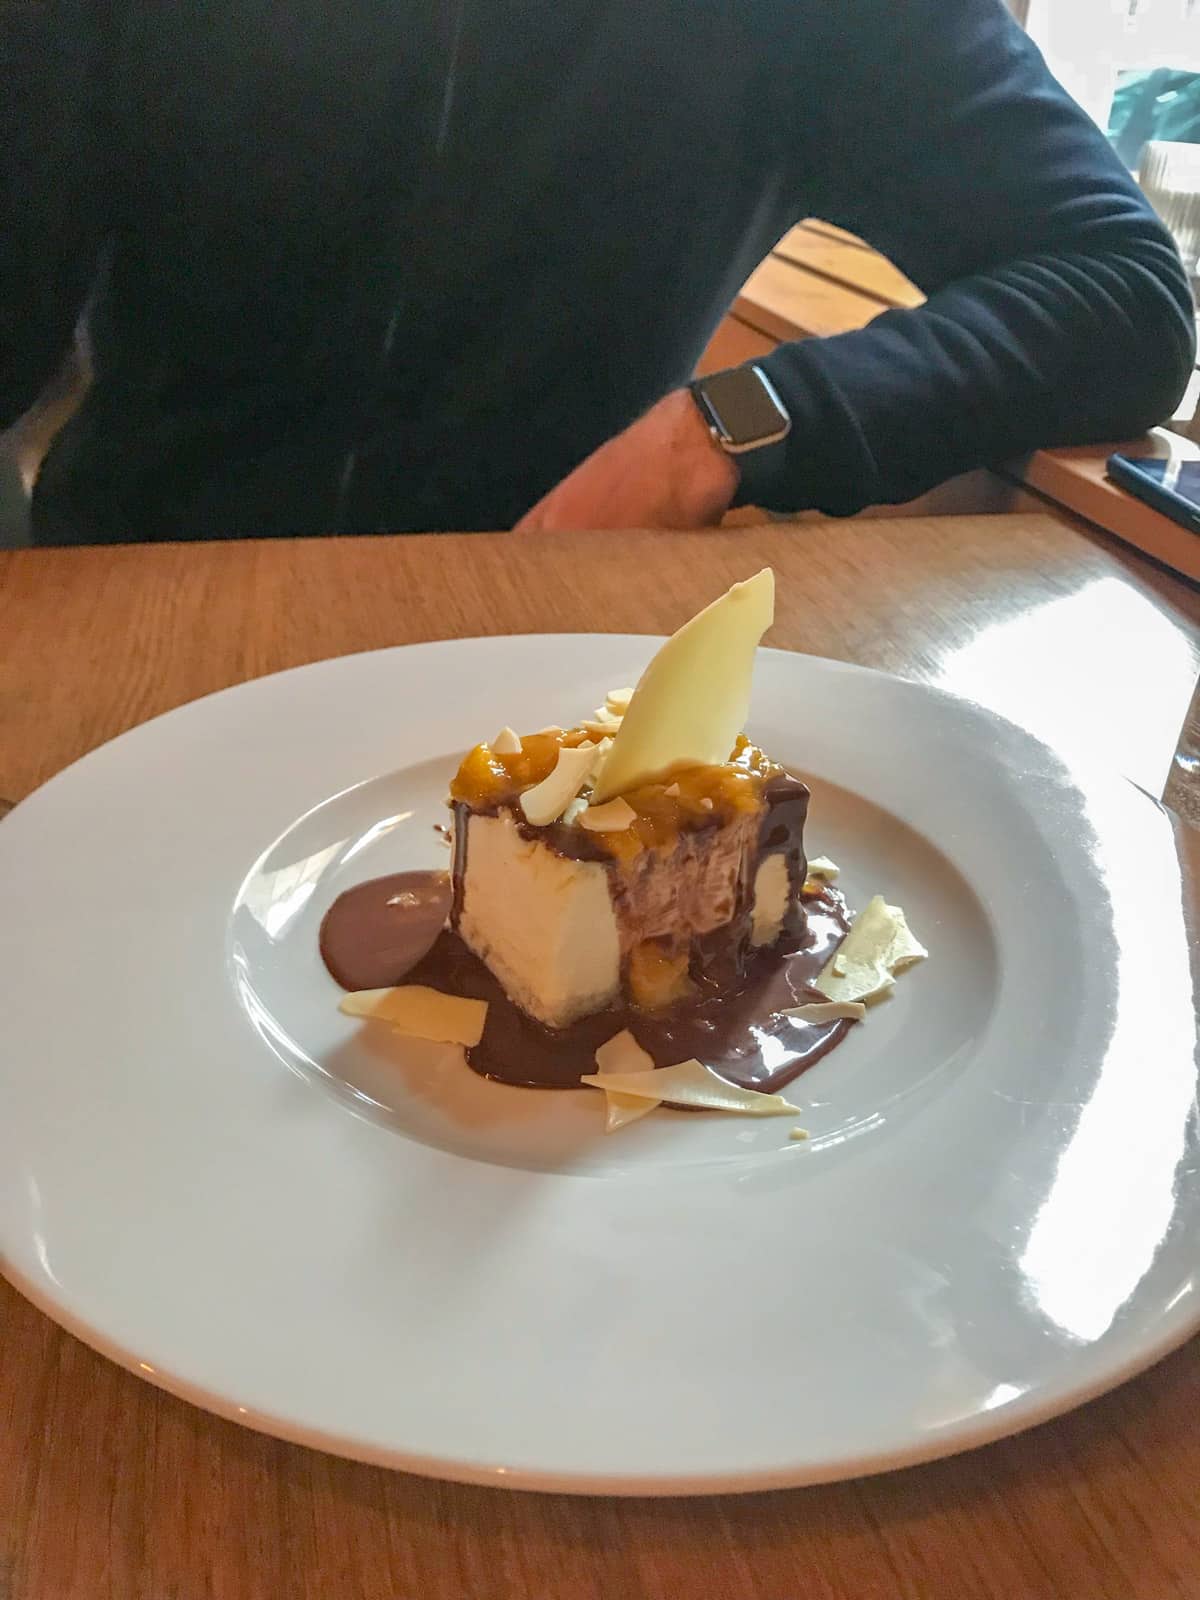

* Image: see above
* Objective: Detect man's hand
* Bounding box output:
[514,388,741,533]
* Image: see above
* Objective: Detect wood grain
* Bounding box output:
[694,315,778,377]
[774,227,924,310]
[795,218,875,250]
[736,254,886,342]
[1,514,1199,1600]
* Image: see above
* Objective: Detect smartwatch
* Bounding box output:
[689,364,791,507]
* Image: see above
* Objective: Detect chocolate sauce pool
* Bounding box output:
[321,871,853,1094]
[319,871,451,990]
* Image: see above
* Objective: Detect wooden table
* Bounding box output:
[2,512,1199,1599]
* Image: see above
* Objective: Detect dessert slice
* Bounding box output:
[326,566,927,1119]
[449,732,809,1028]
[446,570,811,1029]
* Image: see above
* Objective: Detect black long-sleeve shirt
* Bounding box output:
[2,0,1193,542]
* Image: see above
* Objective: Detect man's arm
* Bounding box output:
[521,0,1192,532]
[1,0,108,430]
[753,0,1194,515]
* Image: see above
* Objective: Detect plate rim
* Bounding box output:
[4,1240,1198,1496]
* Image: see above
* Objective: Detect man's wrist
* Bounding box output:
[665,387,741,522]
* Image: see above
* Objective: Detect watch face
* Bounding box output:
[700,366,790,449]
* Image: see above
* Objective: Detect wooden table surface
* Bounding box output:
[2,512,1199,1599]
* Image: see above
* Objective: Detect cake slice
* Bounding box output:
[445,569,810,1029]
[449,731,808,1027]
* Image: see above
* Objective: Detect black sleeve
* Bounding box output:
[754,0,1195,515]
[1,0,109,428]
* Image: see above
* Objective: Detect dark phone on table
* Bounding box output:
[1106,452,1200,534]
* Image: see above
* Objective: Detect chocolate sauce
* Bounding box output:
[321,869,853,1096]
[759,769,810,896]
[448,796,615,873]
[450,803,470,925]
[319,871,452,990]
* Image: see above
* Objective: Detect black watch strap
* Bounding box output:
[727,429,787,509]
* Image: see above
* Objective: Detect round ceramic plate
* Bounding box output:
[1,637,1196,1494]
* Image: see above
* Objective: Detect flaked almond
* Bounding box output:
[519,742,600,826]
[579,797,637,833]
[490,725,522,755]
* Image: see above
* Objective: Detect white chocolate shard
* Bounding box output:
[815,896,928,1005]
[594,1030,658,1132]
[340,985,488,1046]
[588,735,615,787]
[581,1057,800,1116]
[592,569,775,802]
[780,1000,867,1023]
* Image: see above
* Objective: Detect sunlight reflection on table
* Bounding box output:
[934,575,1199,796]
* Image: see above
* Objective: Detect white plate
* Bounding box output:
[1,638,1196,1495]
